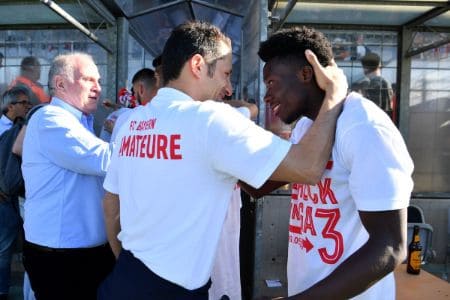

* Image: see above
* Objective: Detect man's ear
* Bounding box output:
[190,54,205,79]
[297,66,313,83]
[54,75,65,90]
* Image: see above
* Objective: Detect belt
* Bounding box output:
[25,241,110,253]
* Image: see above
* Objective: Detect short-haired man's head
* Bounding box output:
[20,56,41,81]
[48,52,94,96]
[132,68,157,104]
[161,21,231,84]
[2,86,31,114]
[132,68,156,89]
[258,26,333,67]
[361,53,381,73]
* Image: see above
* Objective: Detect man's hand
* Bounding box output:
[305,50,348,101]
[103,118,116,134]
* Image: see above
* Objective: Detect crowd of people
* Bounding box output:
[0,21,413,300]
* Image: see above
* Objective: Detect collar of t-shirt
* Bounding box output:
[155,87,194,103]
[50,97,94,132]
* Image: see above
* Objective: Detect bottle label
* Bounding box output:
[410,251,421,270]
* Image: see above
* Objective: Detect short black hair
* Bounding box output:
[258,26,333,67]
[361,52,381,72]
[161,21,231,84]
[152,55,162,68]
[20,56,40,72]
[132,68,156,89]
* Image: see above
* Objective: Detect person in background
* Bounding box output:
[98,20,347,299]
[240,26,413,299]
[21,52,115,300]
[100,68,158,143]
[359,52,393,117]
[0,86,32,300]
[9,56,49,104]
[0,86,32,135]
[11,104,47,300]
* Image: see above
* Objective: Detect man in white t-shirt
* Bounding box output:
[98,21,348,300]
[241,26,413,299]
[100,68,158,142]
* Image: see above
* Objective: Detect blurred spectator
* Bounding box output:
[1,86,32,135]
[359,53,393,116]
[332,37,351,61]
[9,56,49,104]
[351,34,371,60]
[0,86,32,300]
[100,68,157,142]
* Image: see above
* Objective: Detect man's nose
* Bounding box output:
[224,82,232,97]
[94,81,102,93]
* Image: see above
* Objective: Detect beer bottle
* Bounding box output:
[407,225,422,274]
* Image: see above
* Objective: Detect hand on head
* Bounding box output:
[305,49,348,101]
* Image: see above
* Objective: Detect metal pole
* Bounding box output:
[273,0,297,32]
[40,0,113,54]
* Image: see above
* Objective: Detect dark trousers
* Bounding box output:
[23,240,115,300]
[98,249,211,300]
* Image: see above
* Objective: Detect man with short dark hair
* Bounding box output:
[359,52,393,116]
[100,68,158,143]
[99,21,347,299]
[241,26,413,299]
[9,56,49,104]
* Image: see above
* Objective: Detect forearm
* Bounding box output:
[290,243,402,299]
[103,192,122,258]
[290,209,407,299]
[239,180,286,199]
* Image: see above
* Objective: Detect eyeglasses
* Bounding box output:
[12,100,32,106]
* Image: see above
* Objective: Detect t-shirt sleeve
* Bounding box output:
[339,122,414,211]
[103,144,119,194]
[205,104,291,188]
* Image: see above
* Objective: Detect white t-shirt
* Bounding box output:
[103,87,291,290]
[209,106,250,300]
[209,184,242,300]
[287,92,414,299]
